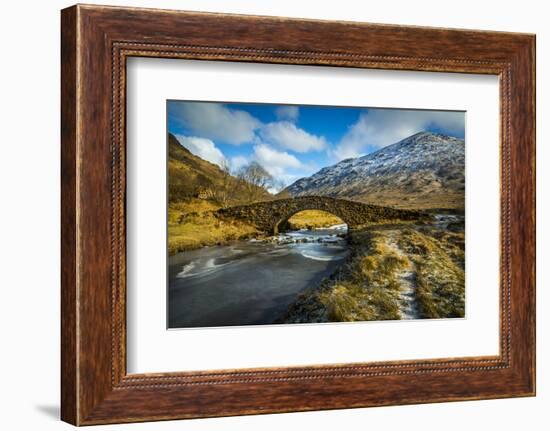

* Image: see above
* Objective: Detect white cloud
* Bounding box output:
[253,144,302,179]
[275,105,299,121]
[259,121,327,153]
[332,109,465,161]
[170,102,261,145]
[175,135,227,168]
[253,143,308,189]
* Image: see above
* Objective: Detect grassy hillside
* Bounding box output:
[168,199,260,254]
[168,134,272,254]
[286,210,345,230]
[168,136,220,203]
[169,133,270,204]
[350,191,464,211]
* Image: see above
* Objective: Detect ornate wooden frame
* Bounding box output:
[61,4,536,425]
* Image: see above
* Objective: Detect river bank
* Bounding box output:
[168,203,348,255]
[279,216,465,323]
[168,200,261,255]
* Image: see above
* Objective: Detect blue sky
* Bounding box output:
[167,101,464,188]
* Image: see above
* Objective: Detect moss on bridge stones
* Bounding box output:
[217,196,426,234]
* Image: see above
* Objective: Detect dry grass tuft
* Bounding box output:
[286,210,345,230]
[168,199,259,255]
[398,229,465,318]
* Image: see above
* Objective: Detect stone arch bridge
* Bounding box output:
[217,196,424,234]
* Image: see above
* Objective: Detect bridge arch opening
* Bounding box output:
[274,209,348,235]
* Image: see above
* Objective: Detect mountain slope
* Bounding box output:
[285,132,465,210]
[168,133,270,204]
[168,133,226,202]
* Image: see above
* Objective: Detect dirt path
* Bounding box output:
[385,231,421,320]
[397,265,420,319]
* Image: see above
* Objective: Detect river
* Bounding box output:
[168,225,349,329]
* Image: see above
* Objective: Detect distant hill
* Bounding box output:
[168,133,270,205]
[285,132,465,210]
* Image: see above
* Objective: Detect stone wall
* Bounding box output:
[217,196,425,234]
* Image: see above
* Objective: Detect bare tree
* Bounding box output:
[216,159,233,206]
[237,161,273,202]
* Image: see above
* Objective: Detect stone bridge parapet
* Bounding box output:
[217,196,424,234]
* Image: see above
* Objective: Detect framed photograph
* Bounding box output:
[61,4,535,425]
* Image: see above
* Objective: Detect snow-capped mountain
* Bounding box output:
[285,132,465,209]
